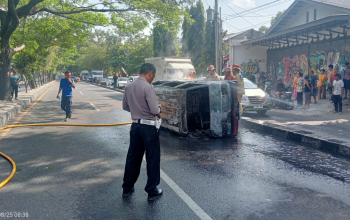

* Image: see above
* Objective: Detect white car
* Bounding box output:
[117,77,128,88]
[107,76,114,86]
[128,76,139,84]
[240,78,273,115]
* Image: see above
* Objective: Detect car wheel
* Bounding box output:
[257,110,267,116]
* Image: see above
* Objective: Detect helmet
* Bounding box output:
[277,77,282,81]
[207,65,215,71]
[224,66,231,72]
[232,64,240,70]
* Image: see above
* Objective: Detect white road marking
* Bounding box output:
[143,158,212,220]
[80,91,83,95]
[89,102,100,111]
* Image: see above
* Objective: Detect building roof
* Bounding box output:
[267,0,350,35]
[242,14,349,47]
[223,29,264,41]
[311,0,350,9]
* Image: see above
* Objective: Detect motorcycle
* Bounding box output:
[264,79,272,95]
[270,87,294,110]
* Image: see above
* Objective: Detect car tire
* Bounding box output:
[257,110,267,116]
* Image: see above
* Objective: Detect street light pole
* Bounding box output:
[215,0,219,74]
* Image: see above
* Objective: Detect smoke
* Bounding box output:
[165,70,185,80]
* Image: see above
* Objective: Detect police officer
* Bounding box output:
[122,63,163,201]
[232,64,245,114]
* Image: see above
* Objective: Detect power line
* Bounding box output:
[221,0,255,27]
[224,20,271,35]
[222,0,293,20]
[222,0,289,19]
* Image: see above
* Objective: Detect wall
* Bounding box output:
[281,3,349,31]
[230,40,268,79]
[267,37,350,86]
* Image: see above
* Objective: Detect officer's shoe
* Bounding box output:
[147,188,163,201]
[122,188,135,198]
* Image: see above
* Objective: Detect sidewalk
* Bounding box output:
[242,97,350,158]
[0,81,55,127]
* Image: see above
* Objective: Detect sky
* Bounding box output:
[203,0,294,34]
[91,0,295,35]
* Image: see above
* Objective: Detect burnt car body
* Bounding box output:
[153,80,240,138]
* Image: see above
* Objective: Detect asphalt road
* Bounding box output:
[1,81,350,220]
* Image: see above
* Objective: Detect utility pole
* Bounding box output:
[215,0,219,75]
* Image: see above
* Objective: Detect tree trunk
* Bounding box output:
[0,44,13,100]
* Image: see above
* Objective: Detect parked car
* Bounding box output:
[117,77,128,88]
[107,76,114,86]
[127,76,139,84]
[241,78,273,115]
[98,78,108,85]
[93,76,103,83]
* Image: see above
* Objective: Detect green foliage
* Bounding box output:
[258,25,269,33]
[182,0,205,68]
[152,23,178,57]
[198,20,215,74]
[271,10,286,27]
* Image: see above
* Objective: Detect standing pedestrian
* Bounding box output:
[57,71,76,121]
[296,72,304,107]
[122,63,163,201]
[248,72,256,84]
[309,70,318,104]
[318,69,328,99]
[10,69,20,100]
[332,73,344,115]
[303,75,312,109]
[113,73,118,88]
[292,73,300,99]
[342,62,350,99]
[328,65,335,100]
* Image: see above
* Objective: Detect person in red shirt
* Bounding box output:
[224,66,234,80]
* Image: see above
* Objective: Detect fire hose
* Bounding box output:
[0,122,132,188]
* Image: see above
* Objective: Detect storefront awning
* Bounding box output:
[242,14,350,49]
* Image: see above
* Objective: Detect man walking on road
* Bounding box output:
[122,63,163,201]
[10,69,20,100]
[332,73,344,115]
[57,71,76,121]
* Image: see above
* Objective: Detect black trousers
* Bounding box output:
[297,92,303,106]
[11,85,18,98]
[122,123,160,196]
[333,95,342,112]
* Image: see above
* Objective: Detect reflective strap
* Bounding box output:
[238,91,245,94]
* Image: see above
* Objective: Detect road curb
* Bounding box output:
[0,81,55,128]
[85,81,125,93]
[241,117,350,158]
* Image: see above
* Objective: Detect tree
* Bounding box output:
[186,0,205,68]
[271,10,286,26]
[198,19,215,74]
[0,0,190,100]
[258,25,269,34]
[152,23,177,57]
[181,7,191,56]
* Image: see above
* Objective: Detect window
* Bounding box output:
[306,11,309,23]
[314,9,317,20]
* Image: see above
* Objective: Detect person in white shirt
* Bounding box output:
[332,73,344,115]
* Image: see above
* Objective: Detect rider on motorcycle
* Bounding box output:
[276,77,286,99]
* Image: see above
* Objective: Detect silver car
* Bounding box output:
[241,78,273,115]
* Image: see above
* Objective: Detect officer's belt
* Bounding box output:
[132,119,156,126]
